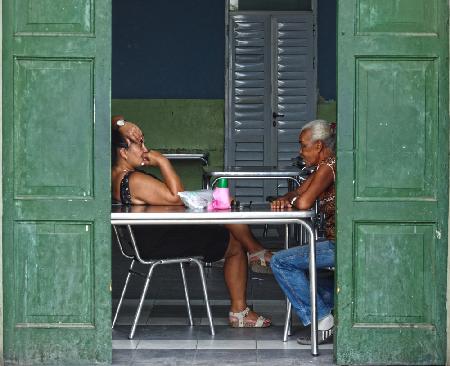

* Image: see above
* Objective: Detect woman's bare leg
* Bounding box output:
[224,234,270,324]
[223,234,247,312]
[225,224,272,262]
[224,224,263,253]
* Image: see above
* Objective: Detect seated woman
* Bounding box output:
[111,116,273,271]
[270,119,335,344]
[111,117,272,327]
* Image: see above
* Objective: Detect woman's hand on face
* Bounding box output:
[142,149,166,167]
[270,197,292,209]
[119,121,144,144]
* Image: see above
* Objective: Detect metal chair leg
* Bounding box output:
[314,200,319,241]
[129,263,157,339]
[283,300,292,342]
[193,258,215,336]
[263,224,269,238]
[288,309,293,336]
[112,259,135,329]
[180,262,194,326]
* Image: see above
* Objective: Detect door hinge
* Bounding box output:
[313,23,316,38]
[313,57,316,69]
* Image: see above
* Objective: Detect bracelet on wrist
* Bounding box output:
[290,196,299,205]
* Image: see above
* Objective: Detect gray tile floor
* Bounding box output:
[112,258,335,365]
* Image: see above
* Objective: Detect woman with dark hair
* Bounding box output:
[111,116,272,328]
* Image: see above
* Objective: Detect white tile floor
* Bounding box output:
[113,339,333,351]
[112,299,334,364]
[111,238,335,365]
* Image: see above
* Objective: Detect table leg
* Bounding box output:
[283,300,292,342]
[282,224,291,342]
[202,173,207,189]
[305,221,318,356]
[282,220,318,356]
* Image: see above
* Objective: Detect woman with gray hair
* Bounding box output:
[270,119,336,345]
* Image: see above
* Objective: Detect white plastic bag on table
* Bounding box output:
[178,190,213,210]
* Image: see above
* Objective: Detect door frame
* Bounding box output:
[0,0,3,360]
[1,0,450,364]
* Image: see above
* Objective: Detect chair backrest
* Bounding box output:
[113,224,207,265]
[113,225,139,260]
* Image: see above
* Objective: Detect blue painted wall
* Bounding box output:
[112,0,336,100]
[317,0,337,100]
[112,0,225,99]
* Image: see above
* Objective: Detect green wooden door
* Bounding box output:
[3,0,111,363]
[336,0,448,364]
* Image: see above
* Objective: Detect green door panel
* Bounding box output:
[3,0,111,363]
[357,0,437,34]
[15,222,94,325]
[354,224,436,325]
[14,59,94,198]
[336,0,448,364]
[356,58,437,199]
[15,0,93,34]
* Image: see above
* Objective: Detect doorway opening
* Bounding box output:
[110,0,336,363]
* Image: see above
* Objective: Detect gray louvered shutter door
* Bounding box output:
[273,14,316,194]
[226,12,316,203]
[228,14,271,203]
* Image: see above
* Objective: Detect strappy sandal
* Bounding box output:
[229,307,271,328]
[248,249,272,274]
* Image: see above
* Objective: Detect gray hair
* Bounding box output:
[300,119,335,151]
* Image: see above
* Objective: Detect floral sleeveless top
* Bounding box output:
[318,156,336,241]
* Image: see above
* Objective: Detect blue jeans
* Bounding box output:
[270,240,335,326]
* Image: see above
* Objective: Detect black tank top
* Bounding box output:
[117,170,159,205]
[119,171,133,205]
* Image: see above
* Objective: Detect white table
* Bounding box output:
[111,203,321,355]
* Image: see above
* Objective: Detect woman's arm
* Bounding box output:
[112,115,144,143]
[270,173,314,209]
[130,151,185,205]
[292,164,334,210]
[295,173,314,195]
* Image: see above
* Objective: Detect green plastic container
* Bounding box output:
[216,178,228,188]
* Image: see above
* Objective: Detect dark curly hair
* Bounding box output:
[111,129,129,166]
